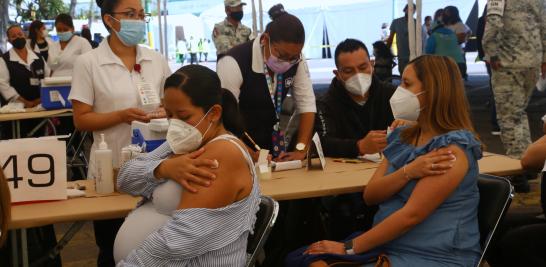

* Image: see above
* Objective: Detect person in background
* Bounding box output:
[476,5,500,136]
[431,8,444,30]
[483,0,546,159]
[81,26,99,48]
[287,55,482,267]
[380,23,389,42]
[372,41,396,81]
[425,19,466,76]
[217,3,315,162]
[28,20,51,61]
[203,38,210,62]
[188,36,198,64]
[69,0,171,265]
[0,170,10,247]
[0,25,50,110]
[212,0,251,57]
[314,38,396,240]
[387,4,417,75]
[115,65,260,266]
[442,6,470,79]
[48,14,92,77]
[423,16,432,37]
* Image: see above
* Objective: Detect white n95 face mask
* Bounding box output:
[344,73,372,97]
[389,86,425,121]
[166,109,212,154]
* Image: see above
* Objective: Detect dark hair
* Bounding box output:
[6,25,21,38]
[443,6,462,25]
[55,14,74,29]
[403,3,416,13]
[265,4,305,44]
[372,40,394,59]
[425,16,432,22]
[29,20,44,49]
[433,8,444,21]
[334,38,369,67]
[164,65,244,137]
[81,28,92,41]
[96,0,121,31]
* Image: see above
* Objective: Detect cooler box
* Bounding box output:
[41,76,72,110]
[131,119,169,152]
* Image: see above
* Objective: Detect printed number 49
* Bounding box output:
[2,154,55,189]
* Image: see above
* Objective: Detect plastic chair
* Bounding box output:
[246,196,280,267]
[477,174,514,266]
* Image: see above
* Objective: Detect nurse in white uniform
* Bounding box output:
[48,14,93,77]
[68,0,170,264]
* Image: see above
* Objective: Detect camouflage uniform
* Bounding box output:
[483,0,546,158]
[212,18,251,56]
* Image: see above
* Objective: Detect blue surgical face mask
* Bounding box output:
[57,31,73,42]
[110,15,146,47]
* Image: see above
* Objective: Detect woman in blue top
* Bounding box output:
[290,55,482,267]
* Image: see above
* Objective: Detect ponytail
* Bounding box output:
[221,89,244,138]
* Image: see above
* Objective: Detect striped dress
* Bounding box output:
[116,134,261,266]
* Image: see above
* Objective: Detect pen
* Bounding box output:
[244,132,261,151]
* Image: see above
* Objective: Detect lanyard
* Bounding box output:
[263,63,283,120]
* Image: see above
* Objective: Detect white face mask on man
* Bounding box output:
[344,73,372,97]
[389,86,425,121]
[166,109,213,154]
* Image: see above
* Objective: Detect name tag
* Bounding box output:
[487,0,505,17]
[137,81,160,109]
[30,78,40,86]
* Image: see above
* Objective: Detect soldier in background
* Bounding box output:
[483,0,546,159]
[212,0,251,57]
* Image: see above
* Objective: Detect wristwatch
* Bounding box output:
[344,239,355,255]
[295,142,306,152]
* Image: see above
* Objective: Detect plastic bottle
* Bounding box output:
[95,133,114,194]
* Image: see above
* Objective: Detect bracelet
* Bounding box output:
[402,165,411,181]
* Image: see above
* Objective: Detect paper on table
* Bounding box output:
[359,153,382,163]
[273,160,303,172]
[43,76,72,85]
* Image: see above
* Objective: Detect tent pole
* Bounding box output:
[157,0,164,56]
[416,0,422,57]
[163,0,168,59]
[408,0,416,60]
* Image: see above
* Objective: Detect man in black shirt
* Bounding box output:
[315,38,396,158]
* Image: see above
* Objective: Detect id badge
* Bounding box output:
[136,81,160,107]
[30,78,40,86]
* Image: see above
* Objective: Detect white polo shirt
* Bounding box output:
[0,47,51,102]
[217,36,316,114]
[48,35,93,77]
[69,39,171,178]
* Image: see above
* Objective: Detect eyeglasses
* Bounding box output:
[110,11,152,23]
[277,54,302,65]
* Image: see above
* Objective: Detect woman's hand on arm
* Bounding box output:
[155,148,219,193]
[353,145,469,254]
[364,148,456,205]
[72,100,150,131]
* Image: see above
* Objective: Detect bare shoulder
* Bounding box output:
[201,137,249,171]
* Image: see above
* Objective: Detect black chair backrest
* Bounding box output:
[477,174,513,266]
[541,172,546,215]
[246,196,279,267]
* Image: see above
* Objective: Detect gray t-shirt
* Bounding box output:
[390,16,411,60]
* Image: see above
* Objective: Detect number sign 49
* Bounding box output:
[0,138,67,203]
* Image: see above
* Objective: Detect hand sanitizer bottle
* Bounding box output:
[95,133,114,194]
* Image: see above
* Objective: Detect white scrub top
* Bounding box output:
[48,35,92,77]
[69,39,171,178]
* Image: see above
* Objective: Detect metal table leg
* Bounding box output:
[21,229,28,267]
[10,230,18,267]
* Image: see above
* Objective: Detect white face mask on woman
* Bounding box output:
[344,73,372,97]
[166,109,212,154]
[389,86,425,121]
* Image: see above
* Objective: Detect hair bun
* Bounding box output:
[95,0,104,8]
[268,4,287,20]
